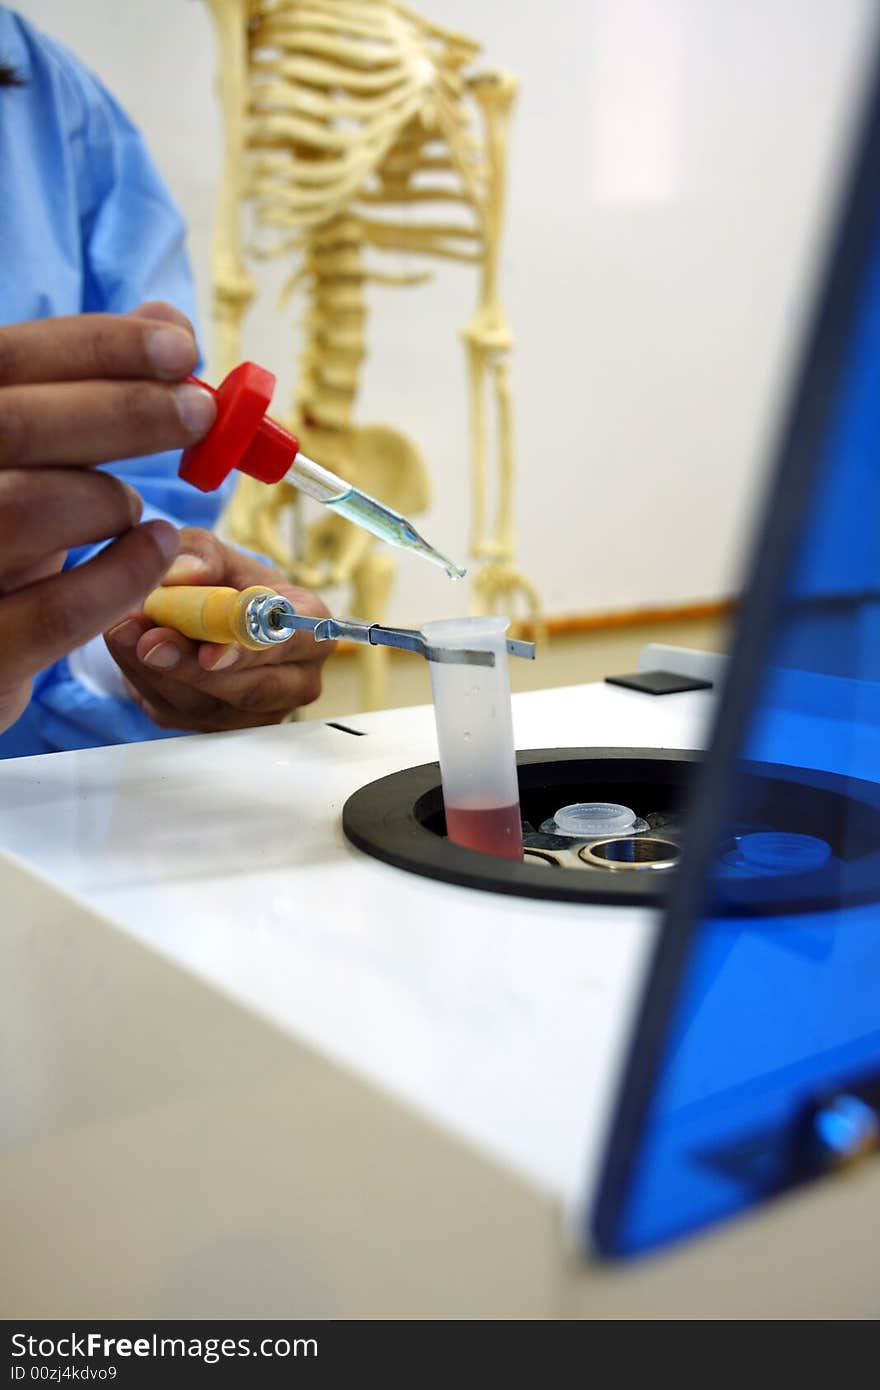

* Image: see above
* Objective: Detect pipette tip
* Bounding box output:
[404,527,467,581]
[419,546,467,581]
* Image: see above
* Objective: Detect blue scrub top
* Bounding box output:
[0,7,233,758]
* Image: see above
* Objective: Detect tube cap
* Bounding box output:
[553,802,637,837]
[179,362,299,492]
[738,832,831,873]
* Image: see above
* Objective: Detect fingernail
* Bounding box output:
[122,482,143,525]
[144,520,180,562]
[163,552,212,584]
[173,383,216,438]
[148,326,196,378]
[106,619,142,649]
[210,646,240,671]
[143,642,181,671]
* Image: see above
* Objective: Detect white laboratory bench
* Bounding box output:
[2,668,878,1320]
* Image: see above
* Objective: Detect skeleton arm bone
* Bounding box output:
[205,0,256,376]
[461,71,517,563]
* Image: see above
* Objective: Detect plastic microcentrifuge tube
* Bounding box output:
[422,617,522,861]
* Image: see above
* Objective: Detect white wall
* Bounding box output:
[16,0,877,625]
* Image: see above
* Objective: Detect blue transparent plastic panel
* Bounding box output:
[604,165,880,1255]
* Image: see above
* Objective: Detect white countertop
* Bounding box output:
[0,680,714,1215]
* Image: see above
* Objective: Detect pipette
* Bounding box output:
[178,362,466,581]
[142,584,535,666]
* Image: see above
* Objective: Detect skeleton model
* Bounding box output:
[204,0,542,707]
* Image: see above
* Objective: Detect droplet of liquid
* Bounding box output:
[445,564,467,581]
[463,731,471,740]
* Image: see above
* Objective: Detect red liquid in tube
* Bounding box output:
[444,804,523,860]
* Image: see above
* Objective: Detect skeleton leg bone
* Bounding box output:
[352,545,396,712]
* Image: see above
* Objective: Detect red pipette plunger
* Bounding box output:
[179,362,298,492]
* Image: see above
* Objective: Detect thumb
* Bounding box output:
[158,526,227,585]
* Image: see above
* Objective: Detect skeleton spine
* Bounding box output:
[295,214,367,432]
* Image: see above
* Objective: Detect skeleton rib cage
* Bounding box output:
[206,0,542,708]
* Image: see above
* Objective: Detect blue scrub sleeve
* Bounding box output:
[1,55,235,757]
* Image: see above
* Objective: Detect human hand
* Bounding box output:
[104,527,334,732]
[0,303,216,732]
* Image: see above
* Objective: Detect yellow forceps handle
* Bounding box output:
[142,584,279,651]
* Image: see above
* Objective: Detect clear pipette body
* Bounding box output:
[284,451,467,581]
